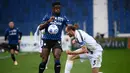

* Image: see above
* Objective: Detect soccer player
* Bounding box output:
[38,2,70,73]
[5,21,22,65]
[64,26,103,73]
[34,25,50,69]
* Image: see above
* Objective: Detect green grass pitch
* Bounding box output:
[0,49,130,73]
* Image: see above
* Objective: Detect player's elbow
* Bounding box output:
[39,27,42,30]
[19,32,22,36]
[39,24,44,30]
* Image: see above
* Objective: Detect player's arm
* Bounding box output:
[4,29,9,41]
[19,32,22,40]
[66,49,86,55]
[66,32,88,55]
[39,16,55,30]
[66,42,88,55]
[64,16,72,29]
[18,29,22,40]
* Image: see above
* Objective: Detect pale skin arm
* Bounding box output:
[66,46,88,55]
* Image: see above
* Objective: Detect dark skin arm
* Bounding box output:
[4,31,8,41]
[39,16,55,30]
[4,34,8,41]
[19,32,22,40]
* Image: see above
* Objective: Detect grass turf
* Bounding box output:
[0,49,130,73]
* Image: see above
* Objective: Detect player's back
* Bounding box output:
[77,30,103,51]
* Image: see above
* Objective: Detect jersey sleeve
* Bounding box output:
[4,29,9,41]
[17,28,22,40]
[41,14,49,24]
[64,16,71,26]
[17,28,20,33]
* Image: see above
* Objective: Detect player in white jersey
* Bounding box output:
[64,26,103,73]
[34,25,50,69]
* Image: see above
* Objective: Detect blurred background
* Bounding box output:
[0,0,130,37]
[0,0,130,73]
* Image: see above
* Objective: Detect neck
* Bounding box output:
[10,27,14,29]
[52,12,60,16]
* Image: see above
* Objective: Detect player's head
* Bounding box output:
[52,2,61,15]
[9,21,14,28]
[66,26,76,37]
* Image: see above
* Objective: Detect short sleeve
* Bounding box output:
[41,14,49,24]
[17,28,21,33]
[64,16,71,26]
[5,29,9,36]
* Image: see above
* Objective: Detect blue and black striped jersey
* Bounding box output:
[5,27,22,44]
[42,13,70,40]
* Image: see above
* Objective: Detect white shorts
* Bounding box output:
[79,51,102,68]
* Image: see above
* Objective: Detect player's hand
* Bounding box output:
[66,50,72,55]
[71,39,76,44]
[48,16,55,22]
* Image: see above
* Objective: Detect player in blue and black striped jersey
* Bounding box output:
[4,21,22,65]
[38,2,71,73]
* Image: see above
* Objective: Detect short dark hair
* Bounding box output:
[52,2,61,7]
[67,26,76,31]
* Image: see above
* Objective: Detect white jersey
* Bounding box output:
[34,25,45,46]
[75,30,103,52]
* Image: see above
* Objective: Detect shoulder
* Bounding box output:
[42,13,51,20]
[14,27,20,32]
[63,15,68,19]
[5,28,10,32]
[76,30,87,37]
[78,30,86,33]
[44,13,52,18]
[15,27,19,30]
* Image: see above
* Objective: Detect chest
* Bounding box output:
[9,29,18,35]
[49,17,64,26]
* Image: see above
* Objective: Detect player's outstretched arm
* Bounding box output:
[66,46,88,55]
